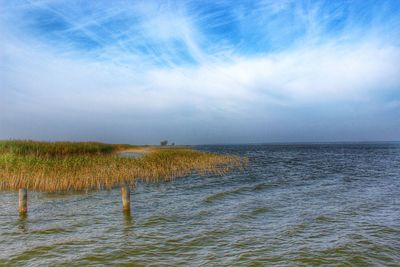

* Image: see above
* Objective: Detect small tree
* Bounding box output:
[160,140,168,146]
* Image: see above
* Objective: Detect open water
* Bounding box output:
[0,143,399,266]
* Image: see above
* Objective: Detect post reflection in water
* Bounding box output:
[17,213,28,234]
[123,210,134,227]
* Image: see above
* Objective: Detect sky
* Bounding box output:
[1,0,400,145]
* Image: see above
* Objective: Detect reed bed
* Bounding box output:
[0,140,135,157]
[0,141,246,192]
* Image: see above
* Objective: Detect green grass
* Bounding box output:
[0,140,137,157]
[0,140,246,192]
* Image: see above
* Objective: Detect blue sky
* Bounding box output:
[1,0,400,144]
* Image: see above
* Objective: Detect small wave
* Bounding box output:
[251,206,272,215]
[236,206,272,219]
[8,245,57,264]
[203,188,243,203]
[315,215,336,223]
[142,215,179,227]
[204,183,275,203]
[30,227,71,235]
[279,222,308,237]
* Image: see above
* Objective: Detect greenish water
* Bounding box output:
[1,144,399,266]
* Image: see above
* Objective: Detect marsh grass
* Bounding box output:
[0,141,246,192]
[0,140,136,157]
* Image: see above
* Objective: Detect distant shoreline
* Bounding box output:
[197,141,400,146]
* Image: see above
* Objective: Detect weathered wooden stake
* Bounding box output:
[19,188,28,214]
[121,184,131,212]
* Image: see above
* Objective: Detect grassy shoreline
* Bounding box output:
[0,140,245,192]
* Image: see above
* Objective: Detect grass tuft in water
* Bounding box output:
[0,140,246,192]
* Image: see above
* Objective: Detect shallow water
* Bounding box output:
[1,143,400,266]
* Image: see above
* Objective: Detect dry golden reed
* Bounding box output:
[0,141,246,192]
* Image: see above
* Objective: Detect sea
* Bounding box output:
[1,143,399,266]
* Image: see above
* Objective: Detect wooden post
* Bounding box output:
[19,188,28,214]
[121,184,131,212]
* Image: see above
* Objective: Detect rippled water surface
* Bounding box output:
[1,144,400,266]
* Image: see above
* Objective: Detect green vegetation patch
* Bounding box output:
[0,141,246,192]
[0,140,137,157]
